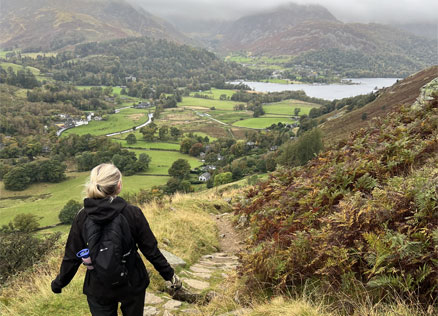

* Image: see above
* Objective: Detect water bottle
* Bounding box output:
[76,248,94,270]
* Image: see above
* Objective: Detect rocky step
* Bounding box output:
[143,252,240,316]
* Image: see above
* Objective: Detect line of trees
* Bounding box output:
[3,159,66,190]
[0,66,40,89]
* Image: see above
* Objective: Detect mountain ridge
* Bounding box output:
[0,0,189,51]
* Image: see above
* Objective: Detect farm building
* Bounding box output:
[199,172,211,182]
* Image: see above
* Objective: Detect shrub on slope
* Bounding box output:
[235,80,438,304]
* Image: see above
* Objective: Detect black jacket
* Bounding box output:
[52,197,174,298]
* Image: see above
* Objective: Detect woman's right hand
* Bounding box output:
[170,274,182,290]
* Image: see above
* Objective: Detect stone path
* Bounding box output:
[143,252,240,316]
[143,212,243,316]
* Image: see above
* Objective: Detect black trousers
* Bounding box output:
[87,290,146,316]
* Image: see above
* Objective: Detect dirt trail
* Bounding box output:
[214,212,244,254]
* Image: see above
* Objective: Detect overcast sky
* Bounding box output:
[130,0,438,24]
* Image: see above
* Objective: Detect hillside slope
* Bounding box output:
[235,74,438,304]
[0,0,188,51]
[219,4,437,76]
[321,66,438,145]
[221,3,337,50]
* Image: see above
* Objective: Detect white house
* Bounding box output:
[199,172,211,182]
[125,75,136,83]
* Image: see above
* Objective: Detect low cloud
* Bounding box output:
[130,0,438,24]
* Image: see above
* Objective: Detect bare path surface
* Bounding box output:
[214,212,244,254]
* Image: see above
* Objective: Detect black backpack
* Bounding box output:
[83,211,134,288]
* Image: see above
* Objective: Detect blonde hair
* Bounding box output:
[86,163,122,199]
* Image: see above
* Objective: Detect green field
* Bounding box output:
[130,149,202,175]
[112,136,180,150]
[0,171,170,228]
[0,50,57,58]
[206,110,252,124]
[225,54,292,71]
[63,108,150,136]
[263,99,320,116]
[260,78,291,84]
[76,85,122,95]
[232,116,297,129]
[0,62,40,75]
[190,88,236,100]
[179,96,241,111]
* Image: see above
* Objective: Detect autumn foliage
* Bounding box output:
[235,86,438,304]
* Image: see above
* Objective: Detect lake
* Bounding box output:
[231,78,400,100]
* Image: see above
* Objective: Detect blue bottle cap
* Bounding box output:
[76,248,90,259]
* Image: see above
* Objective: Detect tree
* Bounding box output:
[77,152,95,171]
[165,177,180,194]
[37,160,66,182]
[134,153,151,172]
[24,140,42,160]
[180,138,196,154]
[112,151,137,176]
[189,143,203,157]
[179,180,193,193]
[265,153,277,172]
[294,108,301,116]
[158,125,169,140]
[309,107,320,118]
[126,134,137,145]
[140,123,157,141]
[170,127,181,139]
[59,200,82,224]
[206,176,214,189]
[168,159,191,179]
[277,128,323,167]
[253,106,265,118]
[3,166,31,190]
[214,172,233,186]
[13,213,41,232]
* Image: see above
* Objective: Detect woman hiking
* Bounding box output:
[51,163,182,316]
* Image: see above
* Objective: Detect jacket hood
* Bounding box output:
[83,196,127,224]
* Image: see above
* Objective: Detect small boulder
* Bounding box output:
[237,214,248,226]
[160,249,186,267]
[143,306,159,316]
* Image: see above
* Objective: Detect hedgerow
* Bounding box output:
[235,82,438,304]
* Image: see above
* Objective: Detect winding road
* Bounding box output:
[105,113,153,137]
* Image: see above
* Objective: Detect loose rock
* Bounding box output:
[182,278,210,291]
[145,292,164,305]
[160,249,186,267]
[163,299,182,309]
[143,306,159,316]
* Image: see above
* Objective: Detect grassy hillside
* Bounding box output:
[1,188,429,316]
[0,193,225,315]
[235,76,438,306]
